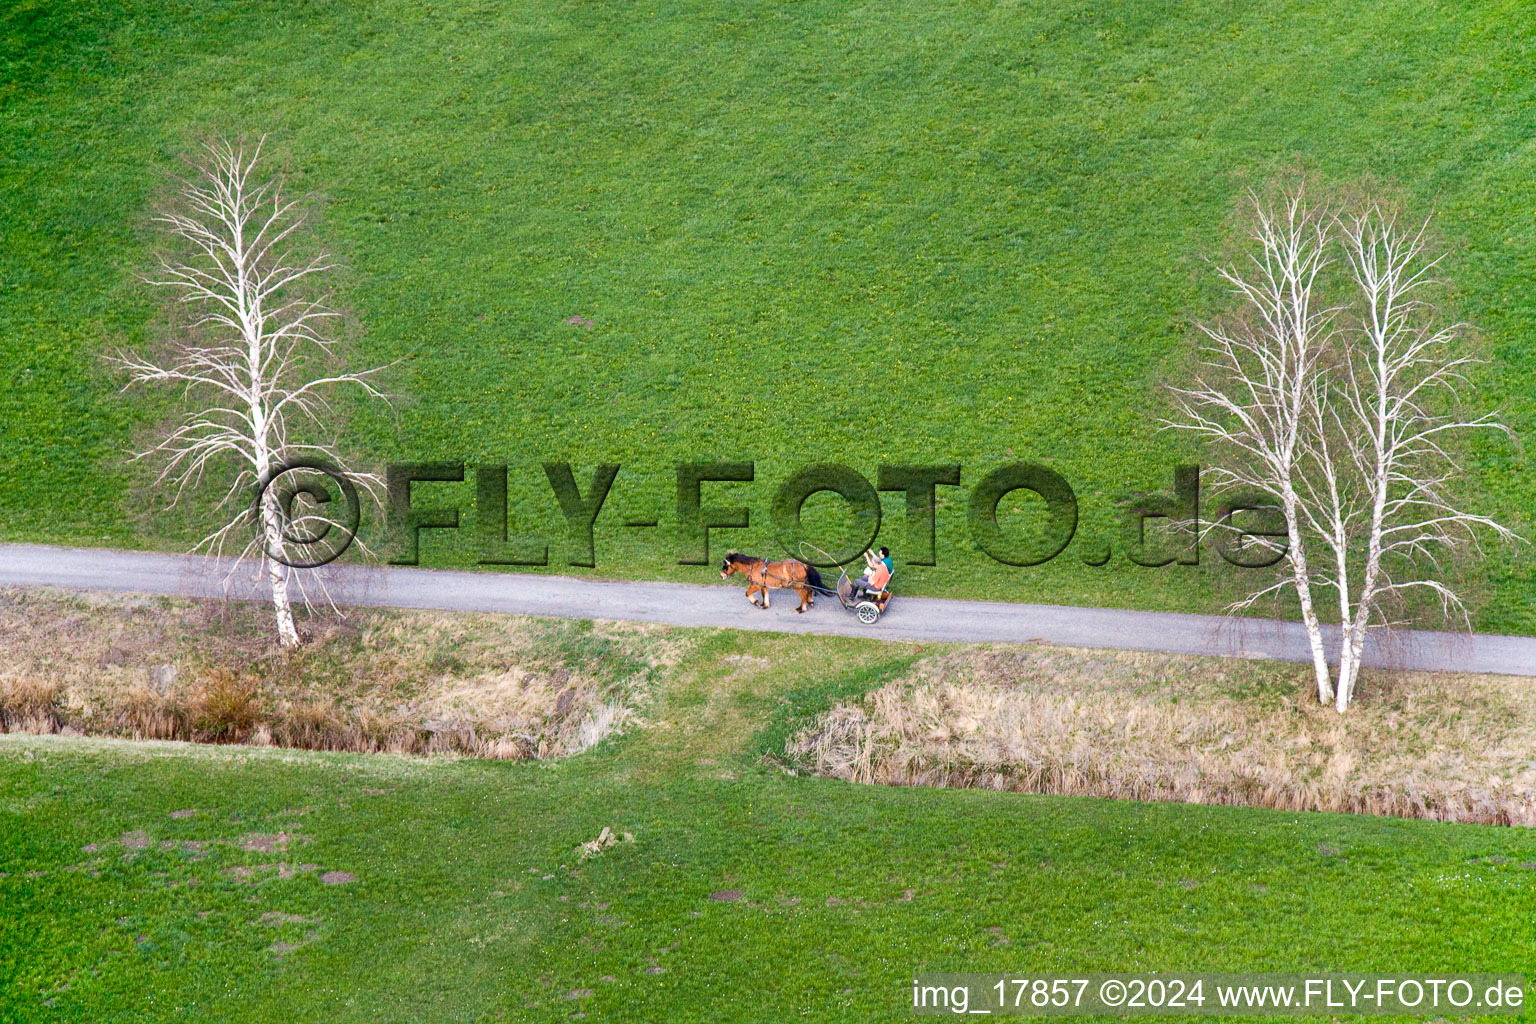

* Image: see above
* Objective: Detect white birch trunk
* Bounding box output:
[266,545,300,647]
[1281,486,1335,703]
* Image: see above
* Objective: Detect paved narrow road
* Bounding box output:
[2,542,1532,675]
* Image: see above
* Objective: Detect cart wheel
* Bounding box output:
[855,601,880,625]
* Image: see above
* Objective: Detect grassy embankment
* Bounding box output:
[8,587,1536,826]
[784,644,1536,826]
[0,587,686,759]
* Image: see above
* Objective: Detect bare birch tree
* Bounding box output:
[115,136,388,647]
[1167,190,1341,704]
[1317,203,1517,709]
[1171,186,1517,711]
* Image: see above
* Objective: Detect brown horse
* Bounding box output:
[720,553,824,613]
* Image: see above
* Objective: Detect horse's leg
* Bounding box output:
[794,583,809,613]
[746,585,760,607]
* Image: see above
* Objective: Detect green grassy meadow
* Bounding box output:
[1,0,1533,629]
[7,7,1536,1018]
[5,628,1536,1022]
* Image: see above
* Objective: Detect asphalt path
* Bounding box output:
[2,542,1532,675]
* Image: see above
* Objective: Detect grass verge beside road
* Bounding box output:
[0,587,686,759]
[6,588,1535,825]
[782,645,1536,826]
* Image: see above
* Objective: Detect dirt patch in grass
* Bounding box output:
[0,587,688,760]
[239,832,298,853]
[785,645,1536,826]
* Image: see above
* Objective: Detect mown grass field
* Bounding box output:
[6,625,1536,1023]
[1,0,1533,630]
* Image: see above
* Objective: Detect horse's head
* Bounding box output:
[720,553,741,579]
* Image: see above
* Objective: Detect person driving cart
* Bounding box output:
[848,546,892,601]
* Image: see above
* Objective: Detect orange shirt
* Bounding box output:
[866,563,891,589]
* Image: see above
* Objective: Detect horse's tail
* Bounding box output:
[804,564,824,591]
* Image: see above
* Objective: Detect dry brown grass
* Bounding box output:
[190,668,262,741]
[786,645,1536,825]
[0,676,61,733]
[0,587,688,760]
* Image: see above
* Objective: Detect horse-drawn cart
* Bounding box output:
[718,553,893,624]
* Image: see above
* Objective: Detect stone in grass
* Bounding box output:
[708,889,743,902]
[576,827,635,860]
[148,664,177,694]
